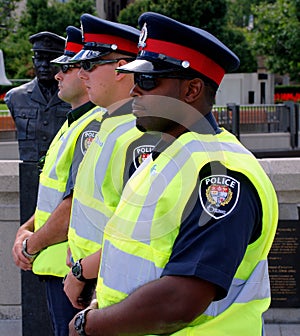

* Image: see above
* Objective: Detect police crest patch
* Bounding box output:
[133,145,154,169]
[81,130,98,155]
[199,175,240,219]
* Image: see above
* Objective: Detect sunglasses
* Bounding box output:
[80,57,135,72]
[134,73,195,91]
[80,59,120,72]
[60,64,81,73]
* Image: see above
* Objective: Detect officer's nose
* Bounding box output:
[130,83,142,97]
[55,71,62,81]
[78,67,88,80]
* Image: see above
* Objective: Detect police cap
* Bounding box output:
[71,13,140,61]
[51,26,83,64]
[118,12,240,87]
[29,31,65,54]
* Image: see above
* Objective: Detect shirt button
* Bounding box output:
[43,120,49,126]
[42,136,47,141]
[22,113,26,118]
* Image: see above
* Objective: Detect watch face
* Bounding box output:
[72,261,82,277]
[74,314,83,331]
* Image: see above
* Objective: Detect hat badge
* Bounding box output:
[181,60,190,68]
[138,22,148,49]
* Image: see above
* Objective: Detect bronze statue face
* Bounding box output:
[32,51,60,82]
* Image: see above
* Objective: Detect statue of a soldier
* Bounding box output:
[5,31,70,162]
[5,31,71,336]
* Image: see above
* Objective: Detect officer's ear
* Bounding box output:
[115,59,129,81]
[183,78,203,104]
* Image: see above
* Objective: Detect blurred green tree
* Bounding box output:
[0,0,21,40]
[2,0,96,79]
[249,0,300,81]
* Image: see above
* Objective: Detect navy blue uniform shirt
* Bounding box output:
[154,113,262,300]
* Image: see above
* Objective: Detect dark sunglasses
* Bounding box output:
[80,59,118,71]
[80,57,135,72]
[60,64,81,73]
[134,73,193,91]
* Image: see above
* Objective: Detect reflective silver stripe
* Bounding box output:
[204,260,270,317]
[70,197,109,244]
[132,138,252,242]
[36,184,64,213]
[262,317,266,336]
[188,138,251,155]
[49,107,104,180]
[101,240,163,294]
[49,130,72,180]
[94,118,136,202]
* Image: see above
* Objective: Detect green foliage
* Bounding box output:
[18,0,96,36]
[0,104,8,111]
[275,84,300,93]
[2,0,96,79]
[0,0,21,40]
[118,0,228,36]
[226,0,275,28]
[117,0,153,27]
[250,0,300,81]
[219,27,257,72]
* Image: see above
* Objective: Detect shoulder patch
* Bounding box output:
[133,145,155,169]
[199,175,240,219]
[80,130,98,155]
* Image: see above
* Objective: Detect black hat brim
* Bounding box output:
[50,55,76,65]
[71,48,111,62]
[117,59,181,74]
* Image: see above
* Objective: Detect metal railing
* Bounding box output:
[212,102,299,148]
[0,103,299,147]
[212,104,290,134]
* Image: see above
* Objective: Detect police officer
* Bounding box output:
[68,12,278,336]
[60,14,160,309]
[11,26,104,336]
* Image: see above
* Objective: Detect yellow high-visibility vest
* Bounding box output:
[32,106,105,277]
[68,113,159,261]
[97,129,278,335]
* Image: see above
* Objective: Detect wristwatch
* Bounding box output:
[22,238,38,260]
[72,259,87,282]
[74,308,92,336]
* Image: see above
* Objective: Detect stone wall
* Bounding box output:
[0,161,21,321]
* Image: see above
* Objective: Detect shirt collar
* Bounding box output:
[204,111,222,134]
[67,101,96,126]
[151,111,222,160]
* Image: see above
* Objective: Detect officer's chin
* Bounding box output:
[135,119,147,132]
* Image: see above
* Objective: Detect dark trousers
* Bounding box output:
[45,276,80,336]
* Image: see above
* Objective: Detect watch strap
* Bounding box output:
[22,238,38,260]
[74,307,92,336]
[72,259,87,282]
